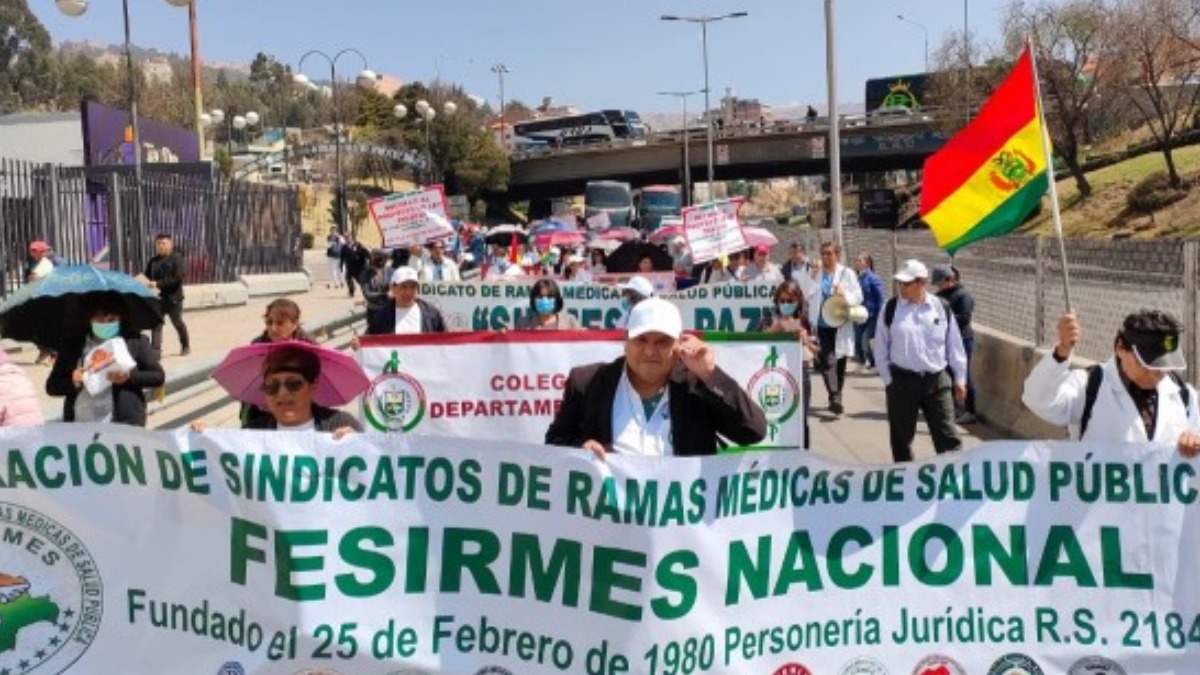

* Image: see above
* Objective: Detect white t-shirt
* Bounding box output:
[277,419,316,431]
[609,370,673,456]
[393,304,423,334]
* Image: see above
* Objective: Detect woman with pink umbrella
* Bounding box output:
[212,341,368,437]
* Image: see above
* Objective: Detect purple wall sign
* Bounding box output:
[80,100,200,166]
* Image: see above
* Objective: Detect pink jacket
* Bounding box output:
[0,362,44,427]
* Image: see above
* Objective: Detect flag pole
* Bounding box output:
[1026,35,1074,314]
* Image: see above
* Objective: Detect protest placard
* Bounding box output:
[682,198,747,264]
[368,185,454,248]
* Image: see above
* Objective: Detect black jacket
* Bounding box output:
[366,298,447,335]
[937,284,976,342]
[545,358,767,456]
[340,244,369,277]
[245,405,363,433]
[145,253,185,301]
[47,334,165,426]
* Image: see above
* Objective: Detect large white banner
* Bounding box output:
[358,331,804,449]
[368,185,454,248]
[418,281,775,332]
[2,427,1197,673]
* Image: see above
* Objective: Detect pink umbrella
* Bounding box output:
[534,230,585,250]
[213,340,369,409]
[648,223,685,244]
[741,226,779,249]
[592,227,642,243]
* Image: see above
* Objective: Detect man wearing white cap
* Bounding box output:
[365,267,447,335]
[872,259,968,462]
[546,298,766,457]
[1023,310,1200,455]
[616,276,655,327]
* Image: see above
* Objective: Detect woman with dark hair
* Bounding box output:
[243,345,361,436]
[755,280,817,447]
[242,298,316,427]
[514,278,581,330]
[589,248,608,274]
[46,294,164,426]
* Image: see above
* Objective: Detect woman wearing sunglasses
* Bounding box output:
[244,345,361,437]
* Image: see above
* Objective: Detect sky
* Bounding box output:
[32,0,1018,115]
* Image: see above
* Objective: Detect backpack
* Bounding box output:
[882,295,953,338]
[1078,365,1191,438]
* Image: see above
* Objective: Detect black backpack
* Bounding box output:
[882,295,953,337]
[1078,365,1191,438]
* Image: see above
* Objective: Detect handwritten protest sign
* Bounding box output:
[368,184,454,248]
[682,198,746,263]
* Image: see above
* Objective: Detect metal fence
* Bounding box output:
[771,226,1198,385]
[0,158,303,295]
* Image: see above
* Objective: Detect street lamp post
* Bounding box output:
[895,14,929,72]
[825,0,844,253]
[395,100,458,185]
[661,11,747,201]
[657,90,701,206]
[491,64,510,152]
[294,49,375,235]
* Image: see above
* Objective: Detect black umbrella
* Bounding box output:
[0,265,163,348]
[604,241,674,273]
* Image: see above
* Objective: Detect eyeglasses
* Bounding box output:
[261,378,307,396]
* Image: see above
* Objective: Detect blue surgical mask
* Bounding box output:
[548,254,560,265]
[779,302,798,317]
[91,321,120,341]
[534,297,556,315]
[620,298,632,313]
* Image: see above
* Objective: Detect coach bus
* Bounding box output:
[513,110,648,147]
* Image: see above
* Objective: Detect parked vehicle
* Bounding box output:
[634,185,682,233]
[584,181,635,228]
[515,110,648,148]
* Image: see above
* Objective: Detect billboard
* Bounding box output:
[80,99,200,166]
[864,73,929,111]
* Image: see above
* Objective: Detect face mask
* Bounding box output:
[534,297,556,315]
[548,254,560,265]
[92,321,120,341]
[778,302,797,317]
[620,298,632,313]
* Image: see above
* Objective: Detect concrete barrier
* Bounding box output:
[238,273,311,297]
[181,283,249,310]
[973,324,1095,441]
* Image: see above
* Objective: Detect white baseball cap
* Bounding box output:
[390,267,419,285]
[619,275,655,299]
[893,259,929,283]
[626,297,682,340]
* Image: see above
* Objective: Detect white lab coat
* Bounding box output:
[418,258,461,282]
[1022,353,1199,443]
[797,263,863,359]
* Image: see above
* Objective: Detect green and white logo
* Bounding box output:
[364,351,428,432]
[0,502,102,673]
[746,346,801,441]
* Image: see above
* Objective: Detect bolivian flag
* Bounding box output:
[920,45,1048,253]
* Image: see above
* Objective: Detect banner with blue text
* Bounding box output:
[0,427,1196,673]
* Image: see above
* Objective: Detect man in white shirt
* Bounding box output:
[418,240,460,282]
[364,268,447,335]
[546,298,766,457]
[872,259,968,462]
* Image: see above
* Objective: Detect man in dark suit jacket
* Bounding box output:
[546,298,766,457]
[364,267,447,335]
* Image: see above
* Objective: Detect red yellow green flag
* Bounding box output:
[919,45,1048,253]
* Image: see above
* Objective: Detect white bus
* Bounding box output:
[514,109,647,147]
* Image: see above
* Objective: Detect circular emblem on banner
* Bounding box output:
[772,664,813,675]
[1068,656,1127,675]
[364,371,428,432]
[747,364,801,425]
[0,502,102,674]
[987,653,1044,675]
[912,654,966,675]
[839,656,889,674]
[218,663,246,675]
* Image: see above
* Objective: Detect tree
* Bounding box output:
[1002,0,1123,197]
[1110,0,1200,188]
[0,0,54,112]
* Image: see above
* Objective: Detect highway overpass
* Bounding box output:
[505,120,949,200]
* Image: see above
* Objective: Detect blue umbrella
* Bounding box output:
[0,265,163,347]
